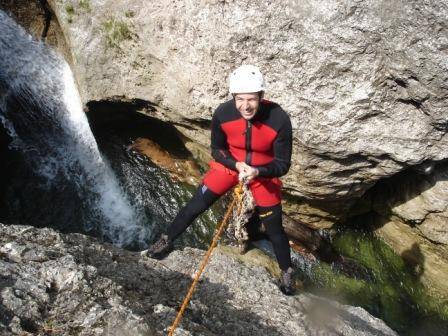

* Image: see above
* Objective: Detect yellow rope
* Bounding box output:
[168,183,244,336]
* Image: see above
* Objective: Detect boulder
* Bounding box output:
[0,223,397,335]
[2,0,447,226]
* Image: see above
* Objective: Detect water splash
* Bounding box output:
[0,10,149,246]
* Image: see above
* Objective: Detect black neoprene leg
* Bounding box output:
[167,184,220,241]
[257,204,292,271]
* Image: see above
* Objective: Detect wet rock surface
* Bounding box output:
[375,218,448,298]
[352,161,448,297]
[0,223,397,335]
[129,137,201,185]
[0,0,71,62]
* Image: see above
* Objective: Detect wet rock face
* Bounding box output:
[41,0,448,225]
[389,164,448,245]
[0,0,70,61]
[0,0,49,39]
[349,161,448,297]
[130,137,202,185]
[0,223,397,335]
[375,218,448,299]
[359,161,448,244]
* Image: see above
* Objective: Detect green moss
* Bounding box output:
[79,0,91,12]
[308,229,448,333]
[41,319,61,334]
[65,4,75,15]
[65,4,74,23]
[102,17,133,49]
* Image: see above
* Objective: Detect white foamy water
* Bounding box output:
[0,108,20,149]
[0,10,149,246]
[59,63,150,246]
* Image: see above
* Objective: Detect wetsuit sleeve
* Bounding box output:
[256,115,292,177]
[210,111,238,170]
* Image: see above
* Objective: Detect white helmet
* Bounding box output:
[229,65,265,94]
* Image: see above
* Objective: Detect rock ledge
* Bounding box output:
[0,223,397,335]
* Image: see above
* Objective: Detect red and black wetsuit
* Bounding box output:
[204,98,292,206]
[211,98,292,177]
[166,98,293,271]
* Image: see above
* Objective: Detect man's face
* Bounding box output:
[234,92,261,120]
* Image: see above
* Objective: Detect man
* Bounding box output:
[146,65,295,295]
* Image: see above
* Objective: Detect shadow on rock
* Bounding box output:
[401,242,425,280]
[61,233,284,336]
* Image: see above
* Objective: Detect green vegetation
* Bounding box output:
[65,4,75,15]
[102,17,133,49]
[65,4,75,23]
[40,319,62,334]
[306,229,448,333]
[79,0,91,12]
[65,1,91,23]
[125,10,136,18]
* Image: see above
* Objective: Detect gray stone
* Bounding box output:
[38,0,448,226]
[390,164,448,230]
[419,213,448,245]
[366,162,448,244]
[0,223,397,335]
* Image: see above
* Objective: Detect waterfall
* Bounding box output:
[0,10,149,247]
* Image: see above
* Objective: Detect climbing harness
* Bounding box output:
[168,181,253,336]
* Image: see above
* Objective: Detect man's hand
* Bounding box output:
[235,162,259,182]
[235,162,246,174]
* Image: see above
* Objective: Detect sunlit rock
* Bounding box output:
[0,223,398,335]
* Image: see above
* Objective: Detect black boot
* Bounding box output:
[279,267,295,296]
[143,234,173,260]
